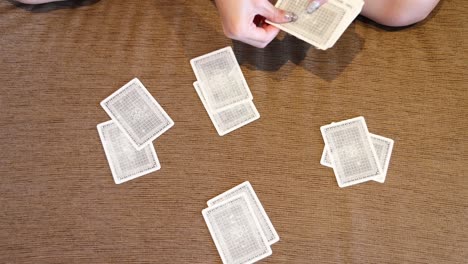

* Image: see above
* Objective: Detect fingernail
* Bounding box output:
[306,1,321,13]
[285,12,298,22]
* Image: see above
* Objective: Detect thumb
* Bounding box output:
[258,1,298,24]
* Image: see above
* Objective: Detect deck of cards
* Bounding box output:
[202,181,279,264]
[190,47,260,136]
[269,0,364,50]
[320,117,394,187]
[97,78,174,184]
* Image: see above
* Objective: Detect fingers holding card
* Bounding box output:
[267,0,364,50]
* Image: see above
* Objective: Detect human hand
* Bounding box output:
[214,0,298,48]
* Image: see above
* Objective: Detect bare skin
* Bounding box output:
[215,0,440,47]
[360,0,440,27]
[15,0,441,48]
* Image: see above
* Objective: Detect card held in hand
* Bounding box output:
[100,78,174,150]
[320,116,383,187]
[202,194,272,264]
[268,0,364,50]
[97,120,161,184]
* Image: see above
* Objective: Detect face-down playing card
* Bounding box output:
[193,81,259,136]
[321,133,394,183]
[190,47,253,112]
[97,120,161,184]
[202,194,272,264]
[207,181,279,245]
[100,78,174,150]
[320,116,383,187]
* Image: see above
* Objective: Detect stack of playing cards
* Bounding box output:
[202,181,279,264]
[97,78,174,184]
[320,117,394,187]
[190,47,260,136]
[268,0,364,50]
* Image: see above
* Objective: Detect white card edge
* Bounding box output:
[371,134,394,183]
[202,193,272,264]
[322,133,394,183]
[97,120,161,184]
[190,47,254,112]
[270,0,364,50]
[320,116,382,188]
[100,78,174,151]
[193,81,259,137]
[206,181,280,245]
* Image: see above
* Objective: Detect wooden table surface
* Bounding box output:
[0,0,466,263]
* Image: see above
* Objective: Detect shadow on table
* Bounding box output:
[233,23,365,82]
[8,0,100,12]
[156,0,364,82]
[227,0,445,82]
[156,0,367,82]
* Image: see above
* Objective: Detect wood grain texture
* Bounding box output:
[0,0,466,263]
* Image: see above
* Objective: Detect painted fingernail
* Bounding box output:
[306,1,321,13]
[285,12,298,22]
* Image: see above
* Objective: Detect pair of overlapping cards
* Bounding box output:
[269,0,364,50]
[202,182,279,264]
[97,78,174,184]
[190,47,260,136]
[320,117,394,187]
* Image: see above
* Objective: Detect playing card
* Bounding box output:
[190,47,253,112]
[367,134,394,183]
[268,0,363,50]
[207,181,279,245]
[100,78,174,150]
[193,82,260,136]
[202,194,272,264]
[322,0,364,49]
[97,120,161,184]
[320,116,383,187]
[320,144,332,167]
[321,133,394,183]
